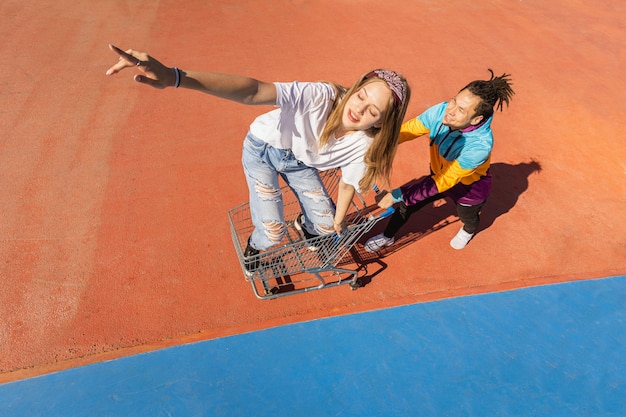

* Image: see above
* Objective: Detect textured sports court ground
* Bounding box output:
[1,0,625,415]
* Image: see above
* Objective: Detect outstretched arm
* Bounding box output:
[105,44,277,106]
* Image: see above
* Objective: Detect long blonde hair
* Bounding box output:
[318,70,411,192]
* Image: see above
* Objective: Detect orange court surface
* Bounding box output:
[1,0,625,383]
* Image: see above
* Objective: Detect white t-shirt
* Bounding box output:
[248,81,373,191]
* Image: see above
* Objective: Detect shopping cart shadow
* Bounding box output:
[335,198,460,288]
[341,160,543,288]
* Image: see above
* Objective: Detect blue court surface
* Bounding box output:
[1,276,625,417]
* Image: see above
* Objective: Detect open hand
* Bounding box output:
[105,44,176,89]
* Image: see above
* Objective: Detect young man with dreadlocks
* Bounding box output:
[365,70,514,251]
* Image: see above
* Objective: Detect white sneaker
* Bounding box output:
[450,227,474,250]
[364,233,395,252]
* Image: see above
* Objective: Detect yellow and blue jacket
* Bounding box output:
[396,102,493,206]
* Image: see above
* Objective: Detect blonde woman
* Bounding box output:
[106,45,410,274]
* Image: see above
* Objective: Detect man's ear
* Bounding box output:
[470,115,484,126]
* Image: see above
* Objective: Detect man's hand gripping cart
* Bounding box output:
[228,169,394,300]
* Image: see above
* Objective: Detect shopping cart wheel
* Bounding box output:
[264,286,279,296]
[349,279,363,290]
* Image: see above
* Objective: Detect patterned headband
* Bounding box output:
[365,69,407,108]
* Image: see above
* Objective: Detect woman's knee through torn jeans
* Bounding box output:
[242,133,336,251]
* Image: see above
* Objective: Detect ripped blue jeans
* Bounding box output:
[242,133,336,251]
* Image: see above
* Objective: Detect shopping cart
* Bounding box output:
[228,168,393,299]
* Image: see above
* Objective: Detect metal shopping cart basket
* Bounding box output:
[228,168,393,299]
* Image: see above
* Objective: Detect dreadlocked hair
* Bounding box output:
[461,69,515,120]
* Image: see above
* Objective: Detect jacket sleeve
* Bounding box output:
[398,117,430,144]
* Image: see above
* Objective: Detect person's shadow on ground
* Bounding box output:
[340,160,542,287]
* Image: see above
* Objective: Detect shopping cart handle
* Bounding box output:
[331,206,395,245]
[380,206,395,218]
